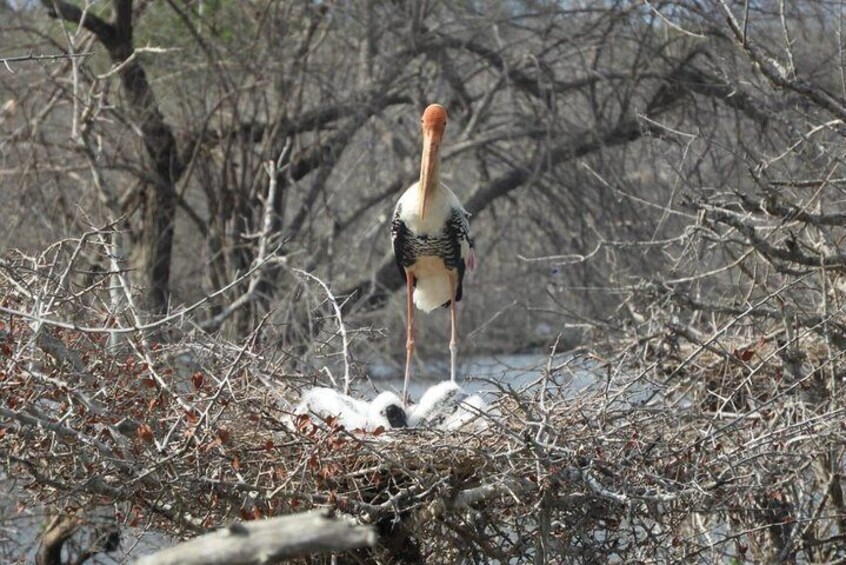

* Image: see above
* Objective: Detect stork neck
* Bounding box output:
[418,134,441,219]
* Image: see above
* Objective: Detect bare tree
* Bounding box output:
[1,1,721,346]
[5,0,846,562]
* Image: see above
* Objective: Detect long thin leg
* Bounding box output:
[402,270,415,406]
[449,272,458,383]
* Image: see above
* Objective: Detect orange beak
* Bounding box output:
[418,104,447,220]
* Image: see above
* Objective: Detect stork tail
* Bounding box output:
[413,276,451,312]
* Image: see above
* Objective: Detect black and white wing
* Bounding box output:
[391,202,414,280]
[445,206,475,302]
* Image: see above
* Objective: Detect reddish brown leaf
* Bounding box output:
[191,372,204,390]
[137,424,154,443]
[129,507,141,527]
[319,463,341,480]
[201,438,222,453]
[295,414,312,432]
[232,455,240,471]
[371,425,386,436]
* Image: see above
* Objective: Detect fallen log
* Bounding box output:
[133,510,375,565]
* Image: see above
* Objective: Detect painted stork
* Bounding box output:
[407,380,490,430]
[392,104,476,404]
[293,383,492,432]
[295,388,407,431]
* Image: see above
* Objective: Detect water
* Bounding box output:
[367,351,599,401]
[0,473,170,564]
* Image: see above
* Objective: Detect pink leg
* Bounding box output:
[403,270,415,406]
[449,273,458,383]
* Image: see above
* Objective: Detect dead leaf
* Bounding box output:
[137,424,154,443]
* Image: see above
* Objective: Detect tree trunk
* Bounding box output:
[35,515,81,565]
[42,0,182,313]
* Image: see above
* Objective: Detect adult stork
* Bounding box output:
[391,104,476,404]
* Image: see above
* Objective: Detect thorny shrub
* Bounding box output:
[2,236,846,563]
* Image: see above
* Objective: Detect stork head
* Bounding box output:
[369,391,408,429]
[422,104,447,136]
[419,104,447,220]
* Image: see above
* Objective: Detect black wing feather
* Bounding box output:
[391,204,412,282]
[445,207,473,305]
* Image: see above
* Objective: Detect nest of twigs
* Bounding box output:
[4,245,846,563]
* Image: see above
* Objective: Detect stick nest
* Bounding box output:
[3,248,846,563]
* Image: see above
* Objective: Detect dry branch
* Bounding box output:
[3,233,846,562]
[35,515,83,565]
[132,510,375,565]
